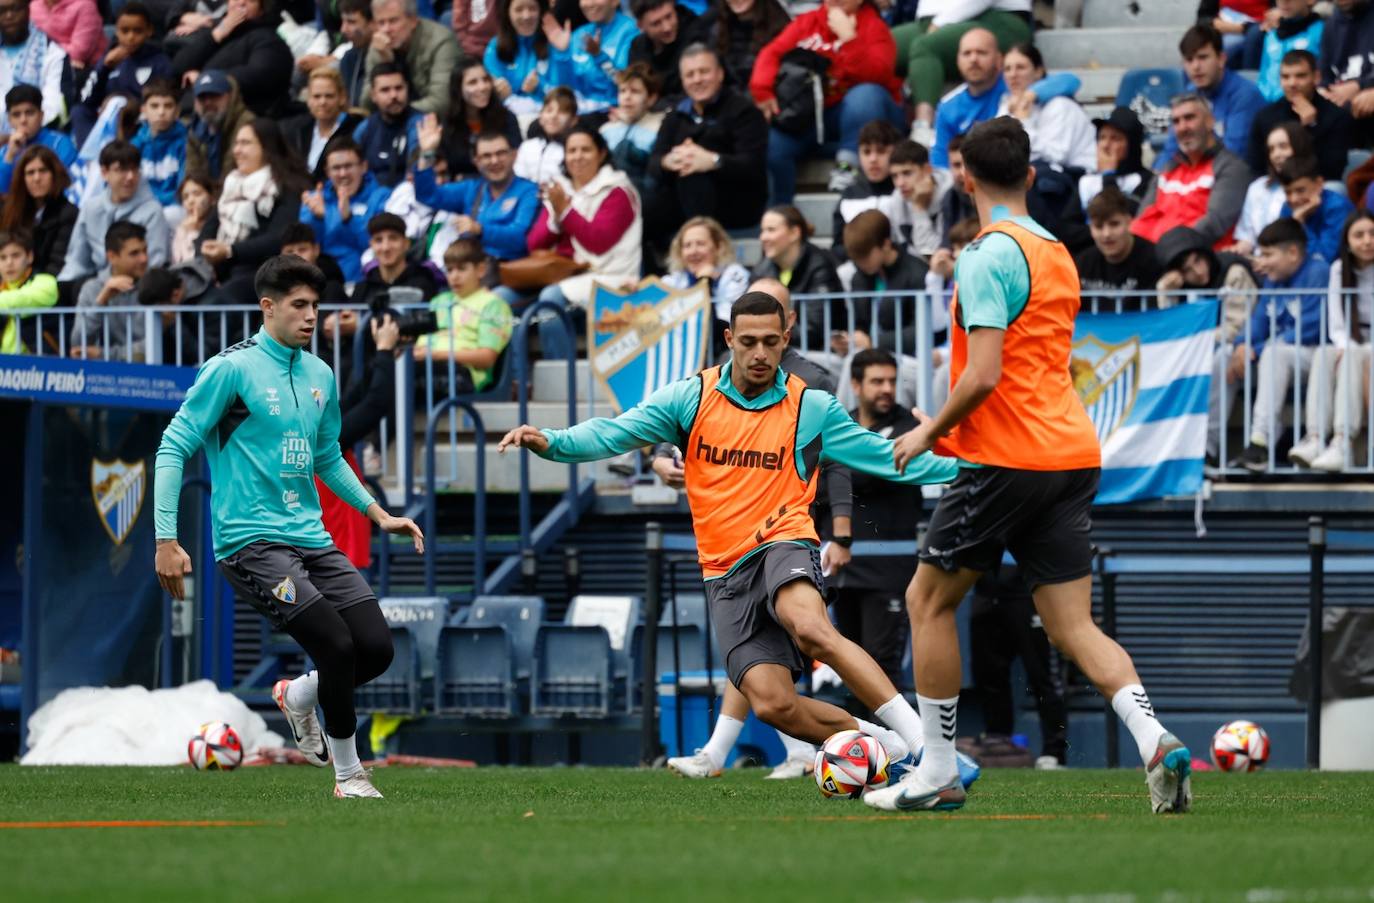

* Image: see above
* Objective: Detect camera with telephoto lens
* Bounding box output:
[370,287,437,340]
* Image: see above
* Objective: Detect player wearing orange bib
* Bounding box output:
[864,117,1192,814]
[498,292,959,770]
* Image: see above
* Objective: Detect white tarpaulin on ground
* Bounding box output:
[21,680,285,766]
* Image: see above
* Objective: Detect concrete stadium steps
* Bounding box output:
[422,442,611,492]
[1067,68,1131,105]
[1038,27,1182,72]
[1081,0,1194,28]
[532,359,611,403]
[794,193,837,236]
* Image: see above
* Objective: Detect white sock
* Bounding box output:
[329,732,362,779]
[874,694,924,759]
[701,715,744,769]
[284,671,318,713]
[777,729,816,761]
[1111,684,1168,764]
[855,717,909,762]
[914,694,959,784]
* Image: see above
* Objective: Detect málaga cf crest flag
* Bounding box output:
[1071,299,1218,504]
[590,279,711,413]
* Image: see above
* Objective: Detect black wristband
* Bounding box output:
[832,535,852,549]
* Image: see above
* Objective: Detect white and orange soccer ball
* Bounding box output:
[1211,720,1270,773]
[188,721,244,771]
[814,730,890,799]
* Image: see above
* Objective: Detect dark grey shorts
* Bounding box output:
[705,542,825,689]
[218,541,375,629]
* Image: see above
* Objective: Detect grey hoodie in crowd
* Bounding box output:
[56,180,171,284]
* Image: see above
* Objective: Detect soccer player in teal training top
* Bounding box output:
[154,255,424,800]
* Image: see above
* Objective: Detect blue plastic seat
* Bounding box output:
[434,625,518,717]
[1115,69,1185,149]
[659,592,707,628]
[355,626,420,715]
[377,597,448,680]
[467,595,545,683]
[532,626,613,717]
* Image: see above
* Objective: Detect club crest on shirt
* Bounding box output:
[310,387,324,410]
[90,458,146,546]
[1070,335,1140,443]
[273,577,297,605]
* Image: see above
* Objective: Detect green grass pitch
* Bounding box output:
[3,766,1373,902]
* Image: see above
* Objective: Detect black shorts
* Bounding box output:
[219,541,375,629]
[705,543,825,689]
[918,466,1100,591]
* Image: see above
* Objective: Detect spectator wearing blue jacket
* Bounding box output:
[353,63,424,189]
[485,0,553,117]
[300,138,394,284]
[544,0,640,113]
[1227,216,1332,471]
[0,85,75,195]
[1256,1,1324,102]
[931,27,1080,169]
[1158,25,1266,171]
[1278,154,1354,262]
[130,79,190,208]
[68,2,174,147]
[414,122,540,265]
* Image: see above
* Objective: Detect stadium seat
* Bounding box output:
[354,626,421,715]
[531,626,613,717]
[378,597,448,680]
[434,625,518,718]
[659,592,707,629]
[467,595,545,683]
[1115,69,1185,150]
[566,595,640,712]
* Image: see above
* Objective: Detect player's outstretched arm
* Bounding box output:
[498,378,698,463]
[498,424,551,455]
[806,391,960,485]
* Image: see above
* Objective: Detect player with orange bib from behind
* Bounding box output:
[863,117,1192,814]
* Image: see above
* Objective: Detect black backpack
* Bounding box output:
[772,48,830,142]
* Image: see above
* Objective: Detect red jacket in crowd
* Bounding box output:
[749,3,901,108]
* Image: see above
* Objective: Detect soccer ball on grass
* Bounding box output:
[1211,719,1269,772]
[814,730,890,798]
[188,721,244,771]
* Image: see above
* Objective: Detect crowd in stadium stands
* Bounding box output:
[0,0,1371,471]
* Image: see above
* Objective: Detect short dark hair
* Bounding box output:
[105,220,146,254]
[947,133,964,157]
[0,228,33,252]
[857,119,902,150]
[630,0,673,19]
[443,236,487,268]
[1086,186,1134,224]
[843,209,893,260]
[889,139,930,168]
[959,116,1030,190]
[339,0,372,18]
[616,60,662,96]
[99,140,141,170]
[323,135,364,165]
[850,348,896,383]
[474,129,513,149]
[141,78,178,103]
[255,254,326,302]
[1257,216,1308,251]
[1179,23,1223,59]
[370,61,406,86]
[367,212,408,239]
[730,290,786,330]
[5,84,41,113]
[1277,154,1322,186]
[138,267,182,306]
[1280,48,1318,72]
[280,222,319,247]
[116,1,154,25]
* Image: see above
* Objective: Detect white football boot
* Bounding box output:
[272,678,329,767]
[667,749,722,778]
[333,769,384,799]
[764,752,815,780]
[1146,733,1192,814]
[862,771,967,812]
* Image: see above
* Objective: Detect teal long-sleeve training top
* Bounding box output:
[154,326,375,560]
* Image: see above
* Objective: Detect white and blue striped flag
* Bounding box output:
[1071,299,1218,504]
